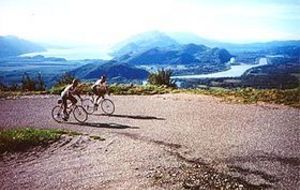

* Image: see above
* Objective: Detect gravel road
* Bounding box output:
[0,94,299,189]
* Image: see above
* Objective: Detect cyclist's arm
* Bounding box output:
[72,88,83,100]
[77,93,82,100]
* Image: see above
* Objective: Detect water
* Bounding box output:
[172,58,268,79]
[20,47,112,60]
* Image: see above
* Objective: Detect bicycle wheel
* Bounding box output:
[81,98,95,114]
[51,105,64,123]
[73,105,88,123]
[101,99,115,115]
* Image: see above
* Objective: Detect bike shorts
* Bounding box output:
[62,94,77,105]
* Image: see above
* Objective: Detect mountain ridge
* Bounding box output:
[112,31,300,54]
[111,31,180,57]
[0,35,46,57]
[69,60,149,82]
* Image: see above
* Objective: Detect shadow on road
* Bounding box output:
[68,122,139,129]
[225,152,300,187]
[95,114,166,120]
[227,152,300,167]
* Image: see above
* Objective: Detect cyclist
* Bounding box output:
[91,75,109,106]
[61,79,83,120]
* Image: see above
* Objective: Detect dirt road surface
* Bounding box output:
[0,94,299,189]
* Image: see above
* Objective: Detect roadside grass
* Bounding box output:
[0,128,105,154]
[0,90,47,99]
[0,128,65,154]
[47,83,174,95]
[109,84,175,95]
[89,135,105,141]
[183,87,300,107]
[1,84,299,107]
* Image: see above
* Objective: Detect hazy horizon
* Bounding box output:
[1,0,300,47]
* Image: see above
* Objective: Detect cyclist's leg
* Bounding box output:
[95,95,101,106]
[68,94,77,106]
[91,86,99,104]
[63,95,77,120]
[62,96,69,120]
[93,86,103,105]
[62,96,67,114]
[96,90,105,105]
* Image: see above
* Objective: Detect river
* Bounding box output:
[172,58,268,79]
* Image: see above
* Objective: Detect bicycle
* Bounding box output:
[81,93,115,115]
[51,99,88,123]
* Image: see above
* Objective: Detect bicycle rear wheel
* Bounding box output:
[51,105,64,123]
[81,98,95,114]
[73,105,88,123]
[101,99,115,115]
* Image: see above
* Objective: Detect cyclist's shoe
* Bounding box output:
[94,103,99,107]
[62,113,69,121]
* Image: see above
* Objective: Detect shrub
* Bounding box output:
[48,82,92,95]
[48,85,66,95]
[148,69,176,87]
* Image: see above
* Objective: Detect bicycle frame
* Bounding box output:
[58,101,76,114]
[52,99,88,123]
[81,92,115,115]
[91,93,107,105]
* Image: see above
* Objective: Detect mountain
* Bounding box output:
[264,45,300,57]
[69,60,149,82]
[116,43,232,75]
[111,31,180,57]
[0,36,46,57]
[118,43,231,65]
[168,32,220,47]
[218,40,300,54]
[168,32,300,53]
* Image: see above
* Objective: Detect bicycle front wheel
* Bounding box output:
[73,105,88,123]
[101,99,115,115]
[81,98,95,114]
[51,105,64,123]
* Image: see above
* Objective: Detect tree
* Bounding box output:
[36,72,46,91]
[0,82,7,91]
[148,69,176,87]
[21,73,36,91]
[21,72,46,91]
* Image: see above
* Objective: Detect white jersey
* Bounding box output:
[94,79,102,86]
[92,78,106,89]
[61,84,76,97]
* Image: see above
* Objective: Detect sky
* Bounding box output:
[1,0,300,47]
